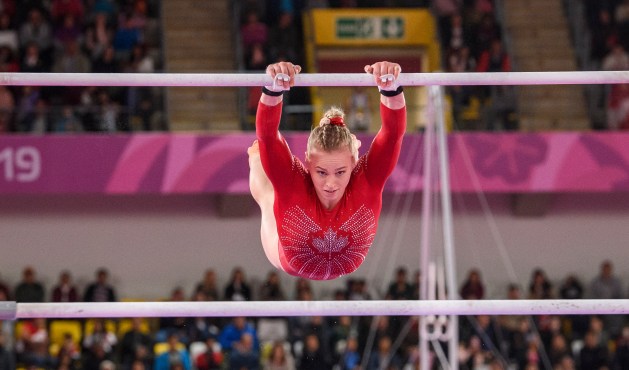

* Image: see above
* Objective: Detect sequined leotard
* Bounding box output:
[256,101,406,280]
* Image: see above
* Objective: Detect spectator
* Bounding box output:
[194,335,223,370]
[0,332,14,370]
[218,317,259,353]
[92,44,119,73]
[590,260,624,336]
[471,12,502,59]
[268,11,298,63]
[0,85,14,132]
[53,14,82,51]
[83,268,117,302]
[459,268,485,300]
[590,9,618,66]
[15,317,50,368]
[154,333,191,370]
[262,341,294,370]
[229,332,260,370]
[259,270,286,301]
[19,8,52,56]
[528,268,553,299]
[294,278,312,300]
[14,266,45,302]
[0,274,10,300]
[95,88,122,132]
[83,12,114,62]
[298,333,328,370]
[240,10,268,54]
[613,326,629,369]
[194,269,220,301]
[56,332,81,367]
[602,43,629,71]
[53,105,83,132]
[224,267,252,301]
[19,42,48,72]
[157,287,189,344]
[579,330,609,370]
[83,319,118,356]
[366,335,402,370]
[119,317,153,368]
[112,15,140,61]
[0,45,18,72]
[50,0,84,26]
[53,40,90,73]
[338,336,360,370]
[187,291,220,344]
[0,12,18,53]
[51,270,78,302]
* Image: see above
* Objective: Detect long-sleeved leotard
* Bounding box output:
[256,101,406,280]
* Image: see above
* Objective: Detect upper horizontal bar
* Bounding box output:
[0,71,628,87]
[7,299,629,319]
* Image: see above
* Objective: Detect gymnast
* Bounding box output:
[248,61,406,280]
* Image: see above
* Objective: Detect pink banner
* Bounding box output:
[0,132,627,194]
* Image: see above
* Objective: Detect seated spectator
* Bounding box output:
[262,341,294,370]
[84,268,117,302]
[0,332,15,370]
[154,333,191,370]
[476,38,511,73]
[119,317,154,368]
[83,12,114,62]
[297,333,328,370]
[187,291,220,344]
[15,318,50,368]
[0,273,10,300]
[602,43,629,71]
[590,9,618,66]
[387,267,413,301]
[14,266,44,302]
[224,267,252,301]
[579,330,609,370]
[459,268,485,300]
[91,45,119,73]
[218,317,259,353]
[118,1,148,35]
[53,105,83,132]
[0,45,18,72]
[294,278,313,300]
[268,11,298,63]
[614,326,629,369]
[157,287,189,344]
[366,335,402,370]
[19,42,49,72]
[194,269,220,301]
[590,260,624,336]
[83,318,118,357]
[338,336,360,370]
[259,271,286,301]
[241,9,268,54]
[528,268,553,299]
[0,85,14,132]
[112,15,140,61]
[56,332,81,367]
[548,333,571,368]
[194,335,223,370]
[471,12,502,59]
[229,332,260,370]
[19,8,53,57]
[51,270,78,302]
[51,0,84,26]
[0,12,17,53]
[53,14,82,51]
[53,40,90,73]
[95,88,123,131]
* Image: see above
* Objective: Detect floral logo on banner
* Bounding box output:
[467,134,548,184]
[580,135,629,190]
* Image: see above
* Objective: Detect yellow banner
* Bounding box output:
[311,8,437,46]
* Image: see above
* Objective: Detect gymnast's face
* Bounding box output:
[306,145,355,210]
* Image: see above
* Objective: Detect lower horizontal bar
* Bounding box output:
[0,71,628,87]
[9,299,629,319]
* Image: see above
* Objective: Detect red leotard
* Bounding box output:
[256,101,406,280]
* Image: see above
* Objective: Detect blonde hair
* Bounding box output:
[307,106,357,158]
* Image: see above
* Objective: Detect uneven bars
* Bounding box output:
[1,71,629,87]
[2,300,629,320]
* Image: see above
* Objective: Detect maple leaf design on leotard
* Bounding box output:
[280,205,376,280]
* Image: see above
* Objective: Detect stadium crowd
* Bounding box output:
[0,0,163,134]
[0,261,628,370]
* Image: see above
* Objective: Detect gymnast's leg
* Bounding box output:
[248,140,282,269]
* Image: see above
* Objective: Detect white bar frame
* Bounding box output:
[0,71,629,87]
[1,300,628,320]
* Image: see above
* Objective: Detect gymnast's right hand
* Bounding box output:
[265,61,302,92]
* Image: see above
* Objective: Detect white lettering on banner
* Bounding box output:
[0,147,41,183]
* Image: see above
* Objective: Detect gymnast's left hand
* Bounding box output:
[266,61,302,91]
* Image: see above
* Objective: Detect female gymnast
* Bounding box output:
[248,61,406,280]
